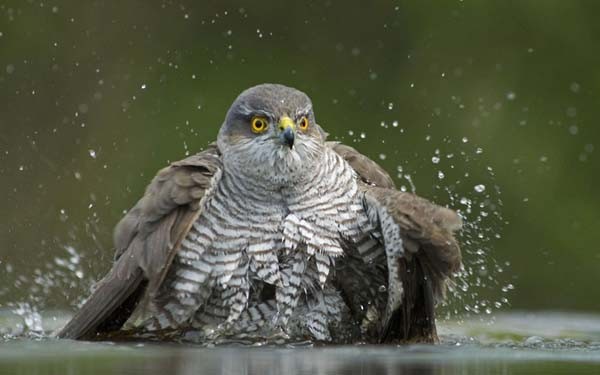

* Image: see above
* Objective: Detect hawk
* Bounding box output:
[57,84,462,344]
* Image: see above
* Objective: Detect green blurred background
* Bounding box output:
[0,0,598,315]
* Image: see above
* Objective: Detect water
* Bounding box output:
[1,341,599,375]
[1,311,599,374]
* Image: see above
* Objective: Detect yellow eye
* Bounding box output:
[298,116,309,130]
[251,116,268,133]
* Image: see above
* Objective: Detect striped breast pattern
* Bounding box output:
[146,148,384,339]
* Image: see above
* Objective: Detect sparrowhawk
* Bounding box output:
[57,84,462,344]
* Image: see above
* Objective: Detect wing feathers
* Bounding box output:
[328,142,396,189]
[57,144,222,339]
[331,142,462,343]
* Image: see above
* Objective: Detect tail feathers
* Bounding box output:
[55,262,145,340]
[380,254,438,344]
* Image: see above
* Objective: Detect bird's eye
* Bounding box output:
[251,116,269,133]
[298,116,309,131]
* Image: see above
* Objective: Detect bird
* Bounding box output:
[56,83,462,344]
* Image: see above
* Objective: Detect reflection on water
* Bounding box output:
[1,311,600,375]
[0,340,599,375]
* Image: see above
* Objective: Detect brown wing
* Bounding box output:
[328,142,396,188]
[57,144,222,340]
[330,142,462,343]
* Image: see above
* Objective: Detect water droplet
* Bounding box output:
[141,84,147,89]
[387,102,393,110]
[462,137,469,143]
[59,209,68,222]
[378,285,387,293]
[378,154,386,160]
[478,266,488,276]
[501,284,514,292]
[6,64,15,74]
[437,171,445,179]
[568,125,578,135]
[506,91,516,101]
[474,184,486,193]
[359,132,366,139]
[88,149,97,159]
[570,82,580,93]
[431,156,440,164]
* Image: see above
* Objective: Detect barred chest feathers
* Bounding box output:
[147,147,375,333]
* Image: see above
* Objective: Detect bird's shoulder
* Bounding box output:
[327,141,396,189]
[113,143,222,263]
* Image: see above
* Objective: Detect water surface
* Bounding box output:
[2,311,599,375]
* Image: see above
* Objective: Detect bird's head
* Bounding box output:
[217,84,328,186]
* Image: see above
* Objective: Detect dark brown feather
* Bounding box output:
[57,144,222,339]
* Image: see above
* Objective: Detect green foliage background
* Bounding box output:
[0,1,598,312]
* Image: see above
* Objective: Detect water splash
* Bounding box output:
[2,241,94,336]
[355,126,511,322]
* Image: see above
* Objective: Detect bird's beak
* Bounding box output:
[278,116,295,149]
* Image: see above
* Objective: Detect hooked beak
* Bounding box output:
[278,116,295,149]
